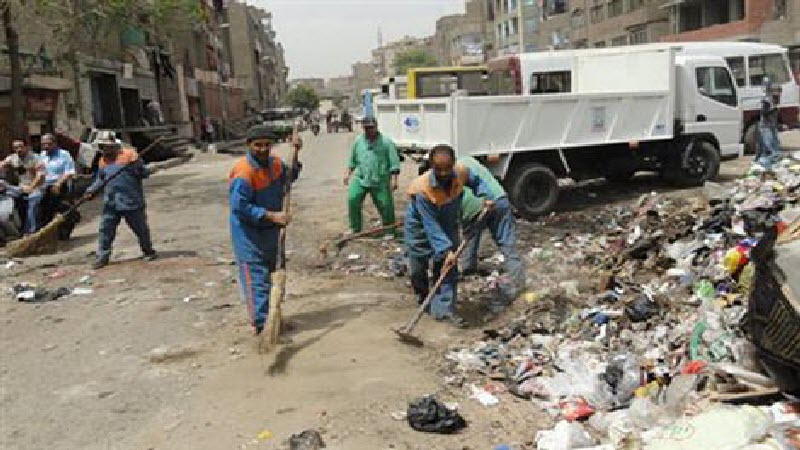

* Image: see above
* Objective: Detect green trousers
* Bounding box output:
[348,181,396,233]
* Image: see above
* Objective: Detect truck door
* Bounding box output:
[690,65,742,157]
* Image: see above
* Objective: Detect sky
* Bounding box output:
[248,0,465,79]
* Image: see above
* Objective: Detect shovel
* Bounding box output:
[393,208,487,346]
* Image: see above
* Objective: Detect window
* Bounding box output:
[594,41,606,48]
[571,9,586,28]
[590,5,605,23]
[775,0,787,19]
[748,53,791,85]
[509,0,518,12]
[696,67,737,107]
[530,71,571,94]
[629,28,647,45]
[611,35,627,46]
[724,56,746,87]
[417,74,458,98]
[628,0,644,12]
[608,0,623,18]
[525,0,536,4]
[548,0,567,15]
[509,18,519,35]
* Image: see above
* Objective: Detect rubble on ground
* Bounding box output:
[440,157,800,449]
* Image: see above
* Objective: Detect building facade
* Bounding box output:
[371,36,435,78]
[225,1,289,113]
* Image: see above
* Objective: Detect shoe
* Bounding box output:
[254,324,264,335]
[143,252,158,262]
[91,259,109,270]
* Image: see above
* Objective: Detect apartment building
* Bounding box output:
[492,0,544,54]
[433,1,486,66]
[371,36,435,78]
[224,2,289,112]
[290,78,326,93]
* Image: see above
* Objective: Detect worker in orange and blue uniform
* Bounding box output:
[229,126,301,335]
[405,144,495,326]
[85,133,156,270]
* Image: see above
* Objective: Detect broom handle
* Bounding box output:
[65,136,167,216]
[276,123,301,270]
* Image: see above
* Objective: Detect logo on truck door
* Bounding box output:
[403,115,421,133]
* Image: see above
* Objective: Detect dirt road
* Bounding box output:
[1,131,754,450]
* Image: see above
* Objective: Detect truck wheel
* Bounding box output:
[508,163,559,218]
[743,123,758,155]
[669,140,720,187]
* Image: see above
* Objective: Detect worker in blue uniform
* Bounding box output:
[229,125,301,335]
[405,144,495,326]
[85,132,156,270]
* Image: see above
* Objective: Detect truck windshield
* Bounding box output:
[696,66,737,107]
[748,53,791,86]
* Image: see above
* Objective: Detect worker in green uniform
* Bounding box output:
[343,116,401,235]
[459,156,524,309]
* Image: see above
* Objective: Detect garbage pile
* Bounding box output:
[442,158,800,449]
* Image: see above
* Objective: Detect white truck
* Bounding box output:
[376,47,742,217]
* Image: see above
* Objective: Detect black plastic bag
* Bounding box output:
[407,395,466,434]
[288,429,325,450]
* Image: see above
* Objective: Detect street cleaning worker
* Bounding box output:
[229,125,301,335]
[343,116,401,236]
[405,144,494,326]
[85,132,156,270]
[458,156,525,308]
[757,77,782,170]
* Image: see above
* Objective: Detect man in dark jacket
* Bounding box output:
[85,132,156,269]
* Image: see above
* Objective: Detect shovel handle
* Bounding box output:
[400,208,489,333]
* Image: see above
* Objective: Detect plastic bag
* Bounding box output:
[643,406,772,450]
[407,395,466,434]
[536,420,596,450]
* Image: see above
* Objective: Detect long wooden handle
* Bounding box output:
[402,208,489,331]
[67,136,167,215]
[276,123,301,270]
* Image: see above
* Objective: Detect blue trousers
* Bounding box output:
[98,207,154,261]
[236,259,275,329]
[14,193,42,234]
[409,254,458,319]
[757,124,781,170]
[461,198,525,296]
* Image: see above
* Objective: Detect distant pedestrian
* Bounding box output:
[343,116,400,236]
[404,144,495,326]
[85,132,156,269]
[458,156,525,308]
[229,125,301,335]
[757,77,782,170]
[202,117,215,143]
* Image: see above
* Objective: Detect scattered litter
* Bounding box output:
[256,430,273,441]
[407,395,467,434]
[347,254,360,260]
[288,429,325,450]
[71,287,93,296]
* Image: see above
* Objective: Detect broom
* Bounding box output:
[263,123,302,351]
[4,136,166,258]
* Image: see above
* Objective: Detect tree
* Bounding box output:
[1,1,25,140]
[286,85,320,111]
[394,49,437,75]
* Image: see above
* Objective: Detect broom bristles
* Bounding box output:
[4,214,65,258]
